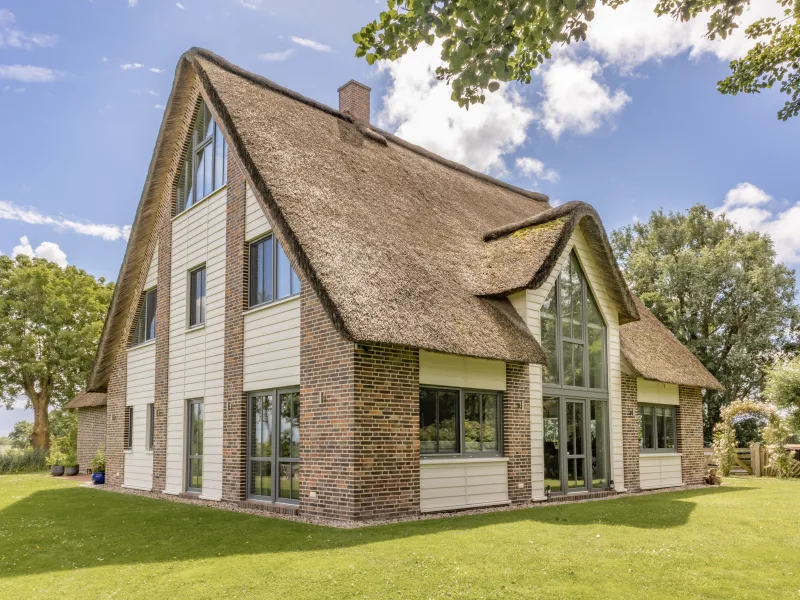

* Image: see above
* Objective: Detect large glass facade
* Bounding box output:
[541,251,609,494]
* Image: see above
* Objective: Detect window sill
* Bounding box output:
[186,323,205,334]
[173,185,227,221]
[639,452,682,458]
[127,339,156,352]
[421,456,509,465]
[244,294,300,317]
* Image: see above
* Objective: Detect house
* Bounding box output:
[67,48,721,521]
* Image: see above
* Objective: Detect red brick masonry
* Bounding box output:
[621,374,640,492]
[505,363,532,503]
[77,406,106,473]
[678,386,705,485]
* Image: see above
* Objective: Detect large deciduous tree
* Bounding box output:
[611,205,798,440]
[764,356,800,431]
[0,256,113,450]
[355,0,800,119]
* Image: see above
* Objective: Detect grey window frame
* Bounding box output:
[131,287,157,347]
[186,398,204,493]
[188,264,206,328]
[246,387,301,505]
[638,403,677,454]
[146,403,155,452]
[247,234,300,309]
[176,103,229,214]
[541,251,608,395]
[419,386,504,459]
[124,406,134,451]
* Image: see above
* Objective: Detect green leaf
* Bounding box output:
[488,81,500,92]
[365,53,378,65]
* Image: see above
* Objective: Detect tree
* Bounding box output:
[355,0,800,119]
[611,205,798,440]
[0,256,113,451]
[8,420,33,449]
[764,356,800,431]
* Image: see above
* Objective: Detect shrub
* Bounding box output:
[0,448,47,474]
[46,450,66,467]
[90,448,106,473]
[712,422,737,477]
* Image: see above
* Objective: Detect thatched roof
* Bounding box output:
[66,391,108,409]
[85,47,716,393]
[621,295,723,390]
[479,202,639,324]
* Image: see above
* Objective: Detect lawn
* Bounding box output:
[1,475,799,599]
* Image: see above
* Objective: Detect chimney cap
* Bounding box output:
[337,79,371,93]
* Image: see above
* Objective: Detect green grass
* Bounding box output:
[1,475,799,599]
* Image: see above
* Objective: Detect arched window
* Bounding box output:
[177,102,229,214]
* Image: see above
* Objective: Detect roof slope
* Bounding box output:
[620,295,723,390]
[478,202,639,324]
[66,391,108,409]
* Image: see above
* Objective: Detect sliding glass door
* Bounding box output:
[543,396,608,495]
[248,388,300,504]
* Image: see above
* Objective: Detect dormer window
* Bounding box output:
[177,102,229,214]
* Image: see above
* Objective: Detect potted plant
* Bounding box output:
[47,450,66,476]
[90,448,106,484]
[64,450,79,476]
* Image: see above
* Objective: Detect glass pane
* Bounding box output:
[194,147,206,200]
[640,405,655,449]
[482,394,498,452]
[181,155,194,211]
[588,325,603,389]
[566,401,583,457]
[464,393,481,452]
[276,241,292,299]
[563,342,584,387]
[590,400,608,489]
[145,289,157,341]
[663,407,675,449]
[291,463,300,501]
[250,394,272,458]
[290,265,301,296]
[204,106,214,140]
[543,397,561,493]
[419,389,437,454]
[249,237,273,306]
[190,458,203,489]
[214,123,226,189]
[541,287,558,384]
[279,463,292,500]
[568,458,585,489]
[437,390,459,453]
[250,460,271,498]
[561,254,583,339]
[203,143,213,198]
[279,393,293,458]
[287,392,300,458]
[190,268,205,326]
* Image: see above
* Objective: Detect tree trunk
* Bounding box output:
[31,397,50,451]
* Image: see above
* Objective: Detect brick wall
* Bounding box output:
[678,386,704,485]
[505,363,532,503]
[105,348,128,487]
[353,343,419,520]
[221,157,248,502]
[77,406,106,473]
[621,374,640,492]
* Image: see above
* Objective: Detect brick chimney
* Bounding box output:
[338,80,371,123]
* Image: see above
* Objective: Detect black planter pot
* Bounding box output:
[50,465,64,476]
[65,466,79,476]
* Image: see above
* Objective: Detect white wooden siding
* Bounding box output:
[145,241,158,290]
[518,227,625,499]
[165,187,227,499]
[420,458,510,512]
[125,341,155,490]
[637,379,679,405]
[639,454,682,489]
[243,298,301,391]
[245,184,270,241]
[419,350,506,391]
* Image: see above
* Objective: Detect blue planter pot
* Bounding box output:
[92,472,105,485]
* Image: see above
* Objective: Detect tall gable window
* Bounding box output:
[248,234,301,308]
[132,288,157,346]
[177,102,229,214]
[540,251,609,495]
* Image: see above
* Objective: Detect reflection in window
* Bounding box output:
[464,392,499,453]
[639,403,676,452]
[177,103,228,213]
[132,288,157,346]
[541,287,558,384]
[248,235,300,308]
[187,400,204,492]
[419,388,459,454]
[543,397,561,493]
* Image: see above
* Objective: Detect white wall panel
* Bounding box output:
[419,350,506,391]
[639,454,683,489]
[420,459,510,512]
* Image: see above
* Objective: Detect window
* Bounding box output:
[420,387,501,457]
[188,266,206,328]
[248,234,300,308]
[176,103,229,213]
[124,407,134,450]
[540,252,606,390]
[187,399,204,492]
[147,403,155,452]
[638,404,677,452]
[132,288,157,346]
[247,388,300,503]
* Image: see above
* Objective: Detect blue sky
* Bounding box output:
[1,0,798,434]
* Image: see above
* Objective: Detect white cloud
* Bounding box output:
[377,42,534,174]
[587,0,785,72]
[291,36,331,53]
[148,67,164,73]
[238,0,260,9]
[3,85,25,93]
[154,104,165,110]
[516,157,560,183]
[0,65,59,83]
[176,2,185,9]
[0,9,57,50]
[121,63,144,70]
[259,49,293,62]
[101,56,108,63]
[716,183,800,263]
[12,236,68,267]
[0,200,131,241]
[535,55,630,140]
[128,0,139,7]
